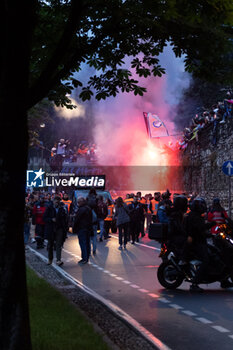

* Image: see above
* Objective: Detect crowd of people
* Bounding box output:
[178,90,233,149]
[50,139,97,170]
[24,190,72,266]
[25,188,233,294]
[155,192,233,292]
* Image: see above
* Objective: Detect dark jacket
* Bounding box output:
[96,201,108,219]
[86,194,97,212]
[43,203,68,240]
[168,211,186,238]
[114,204,130,226]
[157,206,169,224]
[185,211,213,245]
[168,210,187,244]
[128,202,144,222]
[73,205,92,233]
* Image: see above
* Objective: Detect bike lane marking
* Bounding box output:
[169,304,183,310]
[110,234,161,251]
[182,310,197,317]
[46,247,233,341]
[148,293,160,298]
[211,326,230,333]
[158,297,170,303]
[196,317,213,324]
[28,246,172,350]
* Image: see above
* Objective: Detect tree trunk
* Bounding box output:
[0,1,36,349]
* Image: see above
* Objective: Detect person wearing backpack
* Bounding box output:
[96,195,108,242]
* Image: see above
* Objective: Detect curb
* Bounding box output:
[27,246,171,350]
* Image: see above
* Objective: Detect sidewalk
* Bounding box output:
[26,249,161,350]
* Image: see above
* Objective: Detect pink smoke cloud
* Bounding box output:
[94,74,177,166]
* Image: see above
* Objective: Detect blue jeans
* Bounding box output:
[77,229,90,261]
[24,222,31,244]
[90,225,97,253]
[98,219,105,239]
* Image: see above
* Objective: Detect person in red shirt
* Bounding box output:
[32,195,46,249]
[207,198,228,234]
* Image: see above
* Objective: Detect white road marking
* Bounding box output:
[182,310,197,317]
[31,246,233,344]
[110,235,160,251]
[135,242,161,251]
[29,247,172,350]
[211,326,230,333]
[169,304,183,310]
[196,317,212,324]
[148,293,159,298]
[158,298,170,303]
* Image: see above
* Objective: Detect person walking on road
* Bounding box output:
[96,195,108,242]
[73,197,93,265]
[43,196,68,266]
[128,196,144,244]
[114,197,130,250]
[32,195,46,249]
[104,199,115,238]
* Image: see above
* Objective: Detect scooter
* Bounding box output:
[157,228,233,290]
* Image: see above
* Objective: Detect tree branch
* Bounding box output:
[27,0,85,110]
[27,33,107,109]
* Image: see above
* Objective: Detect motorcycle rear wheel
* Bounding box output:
[157,261,184,289]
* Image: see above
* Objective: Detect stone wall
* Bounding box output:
[180,118,233,213]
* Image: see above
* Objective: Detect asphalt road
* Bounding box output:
[32,233,233,350]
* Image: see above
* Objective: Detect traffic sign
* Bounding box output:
[222,160,233,176]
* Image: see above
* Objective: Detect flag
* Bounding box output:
[143,112,169,138]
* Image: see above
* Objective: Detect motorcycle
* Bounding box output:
[157,227,233,290]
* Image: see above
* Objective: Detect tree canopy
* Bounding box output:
[28,0,233,110]
[1,2,233,350]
